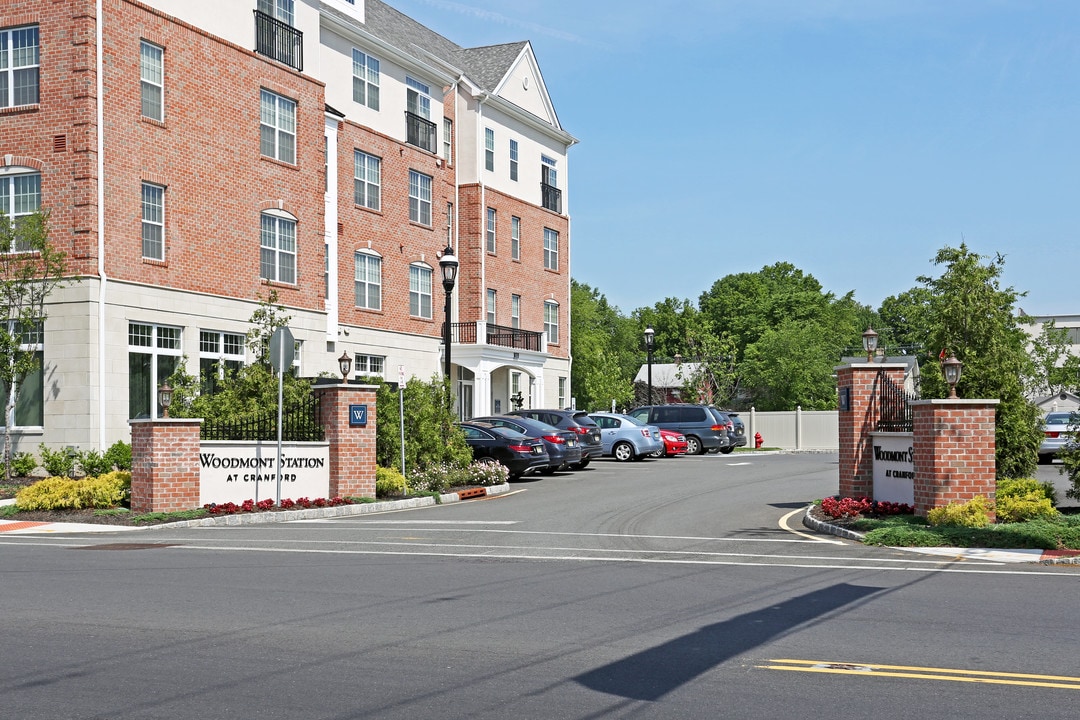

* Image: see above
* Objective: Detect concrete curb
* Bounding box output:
[0,483,512,534]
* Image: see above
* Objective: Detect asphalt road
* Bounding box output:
[3,452,1079,719]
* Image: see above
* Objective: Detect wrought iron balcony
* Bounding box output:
[406,111,437,153]
[541,182,562,214]
[254,10,303,71]
[449,322,544,352]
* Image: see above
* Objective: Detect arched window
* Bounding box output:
[260,209,297,284]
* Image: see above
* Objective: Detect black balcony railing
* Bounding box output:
[448,322,544,352]
[254,10,303,71]
[541,182,562,214]
[406,111,437,153]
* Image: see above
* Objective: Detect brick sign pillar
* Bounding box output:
[129,418,202,514]
[910,399,998,517]
[837,363,907,498]
[315,383,378,498]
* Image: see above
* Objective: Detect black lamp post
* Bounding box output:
[338,351,352,382]
[439,244,458,381]
[862,327,879,363]
[644,325,655,404]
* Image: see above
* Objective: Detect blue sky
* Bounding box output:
[391,0,1080,317]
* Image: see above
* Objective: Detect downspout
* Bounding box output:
[96,0,108,450]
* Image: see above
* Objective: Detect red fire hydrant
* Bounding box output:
[754,432,763,449]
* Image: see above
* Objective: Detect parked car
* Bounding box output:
[627,404,733,455]
[472,415,583,474]
[1039,411,1078,464]
[457,421,549,479]
[711,409,747,454]
[588,412,664,461]
[652,428,688,458]
[507,409,603,469]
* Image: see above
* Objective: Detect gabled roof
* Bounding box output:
[633,363,701,387]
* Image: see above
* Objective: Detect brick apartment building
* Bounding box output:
[0,0,576,454]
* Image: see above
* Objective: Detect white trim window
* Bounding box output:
[484,128,495,172]
[406,76,431,119]
[543,227,559,271]
[352,49,380,110]
[199,330,244,394]
[486,207,496,253]
[140,40,163,121]
[0,321,43,428]
[128,322,182,419]
[509,139,519,181]
[443,118,453,163]
[354,150,381,210]
[354,353,385,379]
[408,170,432,226]
[558,377,567,409]
[409,263,432,319]
[141,182,165,261]
[0,170,41,252]
[544,300,559,345]
[260,89,296,163]
[542,155,558,188]
[487,288,496,325]
[354,250,382,310]
[511,216,521,261]
[0,25,40,108]
[511,294,521,329]
[260,211,297,284]
[258,0,294,25]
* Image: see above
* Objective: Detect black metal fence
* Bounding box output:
[201,393,323,442]
[876,369,917,432]
[254,10,303,71]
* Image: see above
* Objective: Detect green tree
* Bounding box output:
[374,376,472,474]
[910,244,1042,478]
[740,320,848,410]
[877,287,932,357]
[676,322,740,406]
[570,280,637,411]
[1027,320,1080,400]
[1,209,68,482]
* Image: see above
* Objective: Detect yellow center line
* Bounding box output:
[757,659,1080,690]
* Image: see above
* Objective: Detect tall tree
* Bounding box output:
[0,210,67,482]
[911,244,1042,478]
[570,280,637,411]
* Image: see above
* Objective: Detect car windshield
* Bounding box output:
[619,414,645,426]
[1045,413,1076,425]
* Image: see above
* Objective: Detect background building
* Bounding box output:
[0,0,576,453]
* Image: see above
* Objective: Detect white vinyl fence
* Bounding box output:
[743,408,838,451]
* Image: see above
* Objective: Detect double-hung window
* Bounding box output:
[511,216,521,261]
[487,289,496,325]
[409,263,432,319]
[486,208,496,253]
[509,139,519,181]
[544,301,559,345]
[258,0,294,24]
[140,41,163,121]
[443,118,453,163]
[199,330,244,395]
[141,182,165,261]
[128,322,182,419]
[0,25,39,108]
[543,228,559,271]
[484,128,495,172]
[260,211,297,284]
[408,170,432,226]
[260,89,296,163]
[1,170,41,252]
[0,321,43,427]
[510,294,520,329]
[354,250,382,310]
[352,49,380,110]
[354,150,381,210]
[354,353,385,379]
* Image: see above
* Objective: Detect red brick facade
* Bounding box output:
[911,400,998,517]
[314,383,377,499]
[837,363,907,498]
[130,418,201,513]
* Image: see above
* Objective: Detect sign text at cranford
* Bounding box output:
[199,442,330,505]
[870,432,914,504]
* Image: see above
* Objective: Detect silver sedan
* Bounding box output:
[588,412,665,462]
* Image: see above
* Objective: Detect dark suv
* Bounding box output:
[710,408,747,454]
[627,404,733,455]
[507,409,602,469]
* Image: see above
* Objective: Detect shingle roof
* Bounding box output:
[363,0,525,93]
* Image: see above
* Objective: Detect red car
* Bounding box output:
[653,428,688,457]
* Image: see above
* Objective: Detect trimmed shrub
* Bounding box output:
[16,471,131,511]
[11,452,37,478]
[927,496,992,528]
[77,449,113,478]
[996,494,1057,524]
[466,460,508,486]
[39,443,75,478]
[997,477,1057,505]
[104,441,133,471]
[375,466,407,498]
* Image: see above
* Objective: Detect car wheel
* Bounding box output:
[539,466,557,475]
[685,436,703,455]
[613,442,634,462]
[720,446,734,455]
[570,459,590,470]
